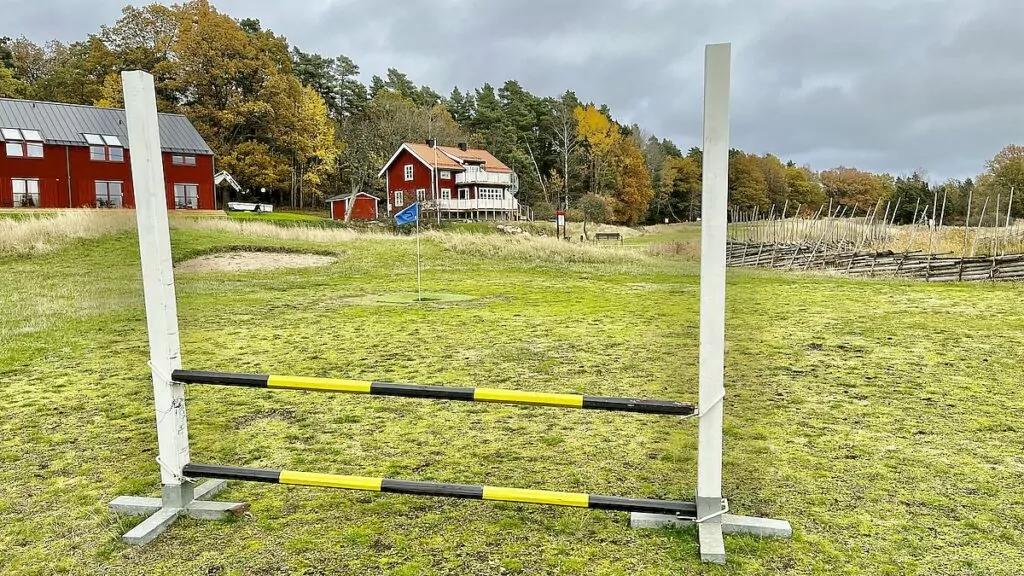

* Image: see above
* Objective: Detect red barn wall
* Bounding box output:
[330,196,378,221]
[0,143,214,209]
[351,196,377,220]
[0,143,68,207]
[386,149,434,212]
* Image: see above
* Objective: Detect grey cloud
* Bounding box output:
[3,0,1021,179]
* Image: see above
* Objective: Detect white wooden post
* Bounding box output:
[109,71,245,545]
[123,71,192,500]
[695,42,731,564]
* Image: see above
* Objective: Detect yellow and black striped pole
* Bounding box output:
[183,463,698,517]
[172,370,695,416]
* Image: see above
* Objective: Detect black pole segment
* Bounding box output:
[381,479,484,499]
[588,495,697,516]
[183,463,281,483]
[581,396,696,416]
[173,370,269,388]
[370,382,475,401]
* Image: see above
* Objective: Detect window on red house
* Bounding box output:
[173,155,197,166]
[174,183,199,209]
[95,181,124,208]
[3,128,44,158]
[11,178,40,207]
[84,134,124,162]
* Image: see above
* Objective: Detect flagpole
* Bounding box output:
[416,204,422,302]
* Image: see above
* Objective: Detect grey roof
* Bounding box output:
[326,192,379,202]
[0,98,213,155]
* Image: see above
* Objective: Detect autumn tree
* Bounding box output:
[820,166,888,212]
[611,135,654,224]
[574,104,619,196]
[729,151,769,212]
[983,144,1024,218]
[784,164,824,214]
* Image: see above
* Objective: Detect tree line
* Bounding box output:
[2,0,1021,225]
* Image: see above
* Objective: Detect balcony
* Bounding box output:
[433,198,520,212]
[454,171,514,186]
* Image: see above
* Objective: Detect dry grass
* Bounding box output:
[429,230,647,265]
[0,210,136,257]
[172,217,368,242]
[737,218,1024,256]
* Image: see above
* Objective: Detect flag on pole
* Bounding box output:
[394,203,419,226]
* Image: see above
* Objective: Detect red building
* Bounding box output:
[327,192,380,221]
[378,142,523,220]
[0,98,215,210]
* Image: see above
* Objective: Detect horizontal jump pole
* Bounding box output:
[172,370,695,416]
[183,463,698,517]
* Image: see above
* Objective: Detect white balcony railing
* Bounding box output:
[454,171,514,186]
[433,198,520,212]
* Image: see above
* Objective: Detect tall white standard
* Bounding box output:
[629,44,791,564]
[109,71,246,545]
[696,41,731,563]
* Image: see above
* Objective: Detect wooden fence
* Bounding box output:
[726,241,1024,282]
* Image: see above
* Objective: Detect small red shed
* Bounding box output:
[327,192,380,221]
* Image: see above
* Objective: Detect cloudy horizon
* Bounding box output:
[4,0,1021,181]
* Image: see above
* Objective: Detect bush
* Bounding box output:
[531,201,556,221]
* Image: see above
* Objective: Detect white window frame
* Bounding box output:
[95,180,124,208]
[458,187,469,200]
[394,190,405,207]
[2,128,44,158]
[416,188,426,202]
[173,183,199,209]
[84,134,125,162]
[440,188,451,200]
[173,155,197,166]
[404,164,414,181]
[11,178,40,207]
[440,170,451,180]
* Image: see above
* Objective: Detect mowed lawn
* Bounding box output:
[1,224,1022,575]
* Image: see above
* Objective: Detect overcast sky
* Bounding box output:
[4,0,1022,180]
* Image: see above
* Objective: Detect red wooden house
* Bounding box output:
[378,141,523,220]
[326,192,380,221]
[0,98,215,210]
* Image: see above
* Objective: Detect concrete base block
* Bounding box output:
[630,512,793,538]
[111,480,248,545]
[698,522,726,564]
[631,509,792,564]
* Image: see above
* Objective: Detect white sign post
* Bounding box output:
[108,71,247,545]
[630,43,791,564]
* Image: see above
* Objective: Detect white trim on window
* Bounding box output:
[458,187,469,200]
[1,128,23,141]
[95,180,124,208]
[404,164,414,181]
[440,170,451,180]
[416,188,426,202]
[173,183,200,209]
[394,190,405,207]
[440,188,451,200]
[11,178,40,207]
[83,133,105,146]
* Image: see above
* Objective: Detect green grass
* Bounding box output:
[1,224,1023,575]
[227,210,330,223]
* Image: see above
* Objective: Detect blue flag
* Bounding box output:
[394,202,419,225]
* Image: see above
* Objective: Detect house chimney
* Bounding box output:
[458,142,468,151]
[426,138,437,148]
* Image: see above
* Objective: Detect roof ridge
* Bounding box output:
[0,97,190,118]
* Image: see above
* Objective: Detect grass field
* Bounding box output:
[1,217,1023,575]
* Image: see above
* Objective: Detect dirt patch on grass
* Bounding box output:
[176,251,336,273]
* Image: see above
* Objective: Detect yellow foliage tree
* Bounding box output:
[612,136,654,224]
[574,104,619,195]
